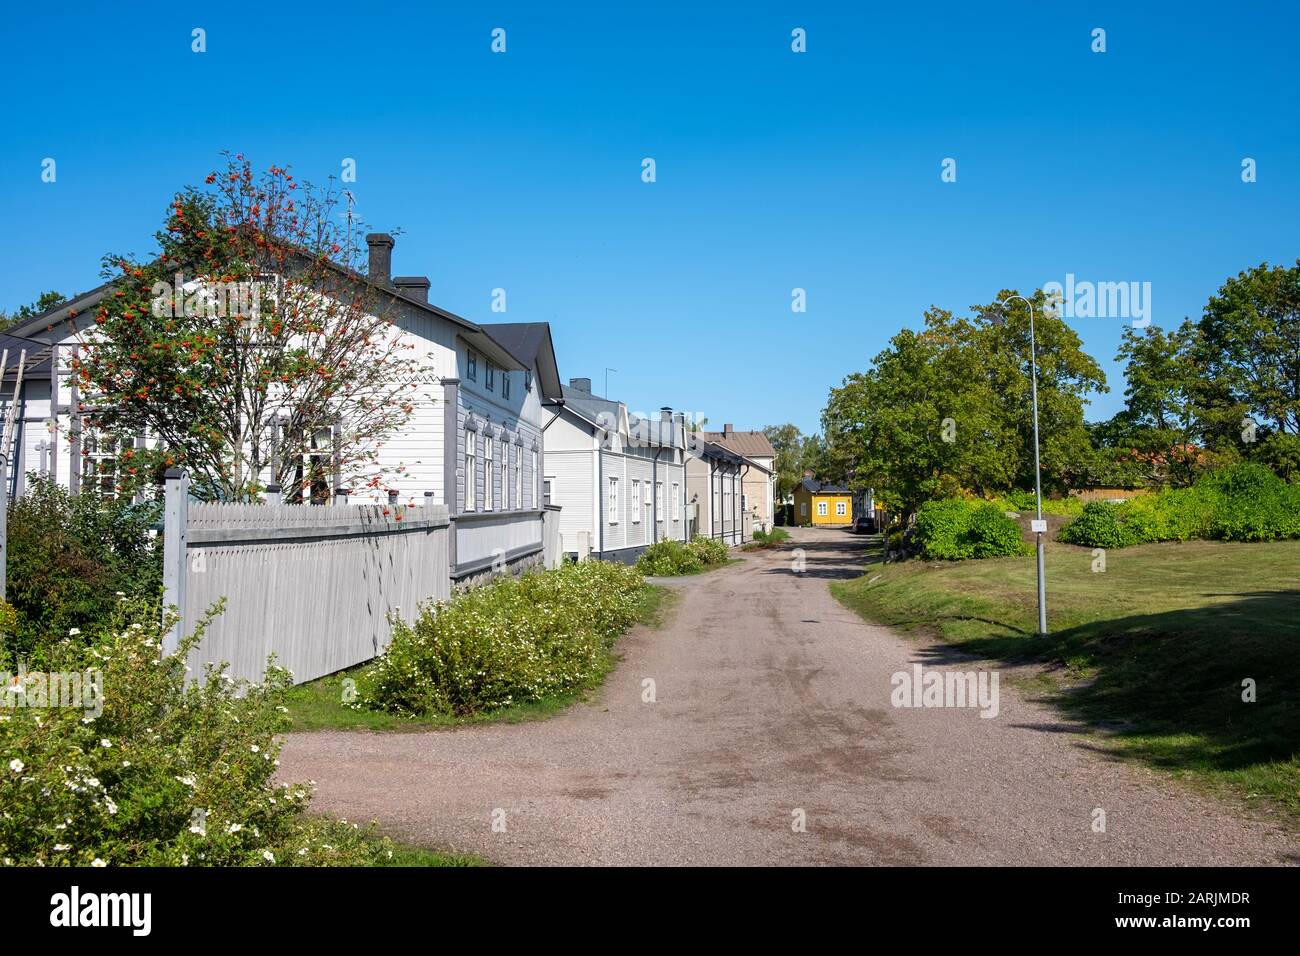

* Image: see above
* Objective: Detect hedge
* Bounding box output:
[912,499,1028,560]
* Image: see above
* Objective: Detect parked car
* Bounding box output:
[852,515,877,534]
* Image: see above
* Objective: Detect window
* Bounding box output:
[817,501,828,516]
[800,501,808,517]
[484,439,495,510]
[503,373,512,400]
[501,446,509,510]
[544,475,553,505]
[835,500,847,516]
[525,370,533,392]
[655,482,664,522]
[486,364,495,391]
[82,428,132,498]
[514,448,522,509]
[467,351,478,381]
[671,482,680,521]
[531,451,538,507]
[630,479,642,523]
[608,477,619,524]
[464,431,477,511]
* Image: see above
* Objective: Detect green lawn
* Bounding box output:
[830,539,1300,824]
[283,584,677,732]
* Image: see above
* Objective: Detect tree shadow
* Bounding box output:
[921,590,1300,777]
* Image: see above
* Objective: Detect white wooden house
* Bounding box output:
[2,234,564,584]
[542,377,688,563]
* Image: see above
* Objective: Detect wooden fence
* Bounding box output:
[162,470,451,685]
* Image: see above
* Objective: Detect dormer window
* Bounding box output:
[503,372,512,400]
[467,350,478,381]
[486,364,495,391]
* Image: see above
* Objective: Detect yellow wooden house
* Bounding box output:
[793,477,854,527]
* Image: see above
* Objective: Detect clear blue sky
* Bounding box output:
[2,1,1296,435]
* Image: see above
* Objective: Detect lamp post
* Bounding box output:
[985,295,1048,637]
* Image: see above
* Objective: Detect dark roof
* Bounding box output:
[699,430,776,458]
[0,333,54,384]
[478,322,563,401]
[560,384,621,426]
[5,259,526,374]
[800,477,852,495]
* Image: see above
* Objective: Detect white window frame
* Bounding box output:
[464,431,477,512]
[608,476,619,525]
[655,481,664,522]
[484,438,495,511]
[531,451,538,507]
[671,481,680,521]
[466,350,478,381]
[514,446,522,510]
[631,479,642,524]
[501,446,509,510]
[817,501,828,517]
[835,500,847,517]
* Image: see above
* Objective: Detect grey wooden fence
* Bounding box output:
[162,470,451,685]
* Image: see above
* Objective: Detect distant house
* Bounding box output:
[3,233,564,584]
[698,424,776,534]
[542,377,688,563]
[792,474,854,527]
[684,436,748,546]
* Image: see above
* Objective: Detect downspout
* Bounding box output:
[739,461,751,543]
[596,425,603,559]
[650,417,665,543]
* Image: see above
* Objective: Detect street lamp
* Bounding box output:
[983,295,1048,637]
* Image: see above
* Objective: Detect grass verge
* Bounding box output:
[830,539,1300,825]
[284,584,677,732]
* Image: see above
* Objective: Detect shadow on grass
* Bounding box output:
[910,590,1300,781]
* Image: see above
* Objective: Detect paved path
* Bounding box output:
[279,528,1298,865]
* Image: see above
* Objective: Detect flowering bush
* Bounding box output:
[686,536,730,566]
[636,540,705,576]
[0,599,396,866]
[360,561,647,717]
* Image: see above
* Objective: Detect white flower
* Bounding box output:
[262,850,275,863]
[53,844,70,852]
[91,858,107,867]
[100,738,112,748]
[8,759,22,774]
[68,628,81,636]
[250,745,259,753]
[104,799,118,816]
[227,823,242,834]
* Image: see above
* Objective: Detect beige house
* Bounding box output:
[699,425,776,534]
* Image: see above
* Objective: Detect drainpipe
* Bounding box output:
[596,425,603,559]
[739,461,751,543]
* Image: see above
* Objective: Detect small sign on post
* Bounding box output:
[1030,519,1048,534]
[162,468,190,656]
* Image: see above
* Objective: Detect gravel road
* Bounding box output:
[279,527,1298,865]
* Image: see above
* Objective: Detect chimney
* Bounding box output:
[394,276,430,304]
[366,233,394,285]
[723,423,734,434]
[660,406,672,422]
[569,377,591,394]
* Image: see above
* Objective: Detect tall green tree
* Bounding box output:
[821,289,1106,520]
[761,423,804,500]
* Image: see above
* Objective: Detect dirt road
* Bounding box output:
[279,528,1298,865]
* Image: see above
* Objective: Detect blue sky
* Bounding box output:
[2,1,1297,435]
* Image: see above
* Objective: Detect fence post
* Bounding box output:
[162,467,190,655]
[265,483,282,506]
[335,487,350,506]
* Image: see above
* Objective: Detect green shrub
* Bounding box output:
[1059,463,1300,548]
[360,560,646,718]
[637,540,704,575]
[750,527,791,546]
[4,476,162,666]
[913,499,1027,560]
[1058,502,1131,548]
[0,599,394,866]
[687,536,730,565]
